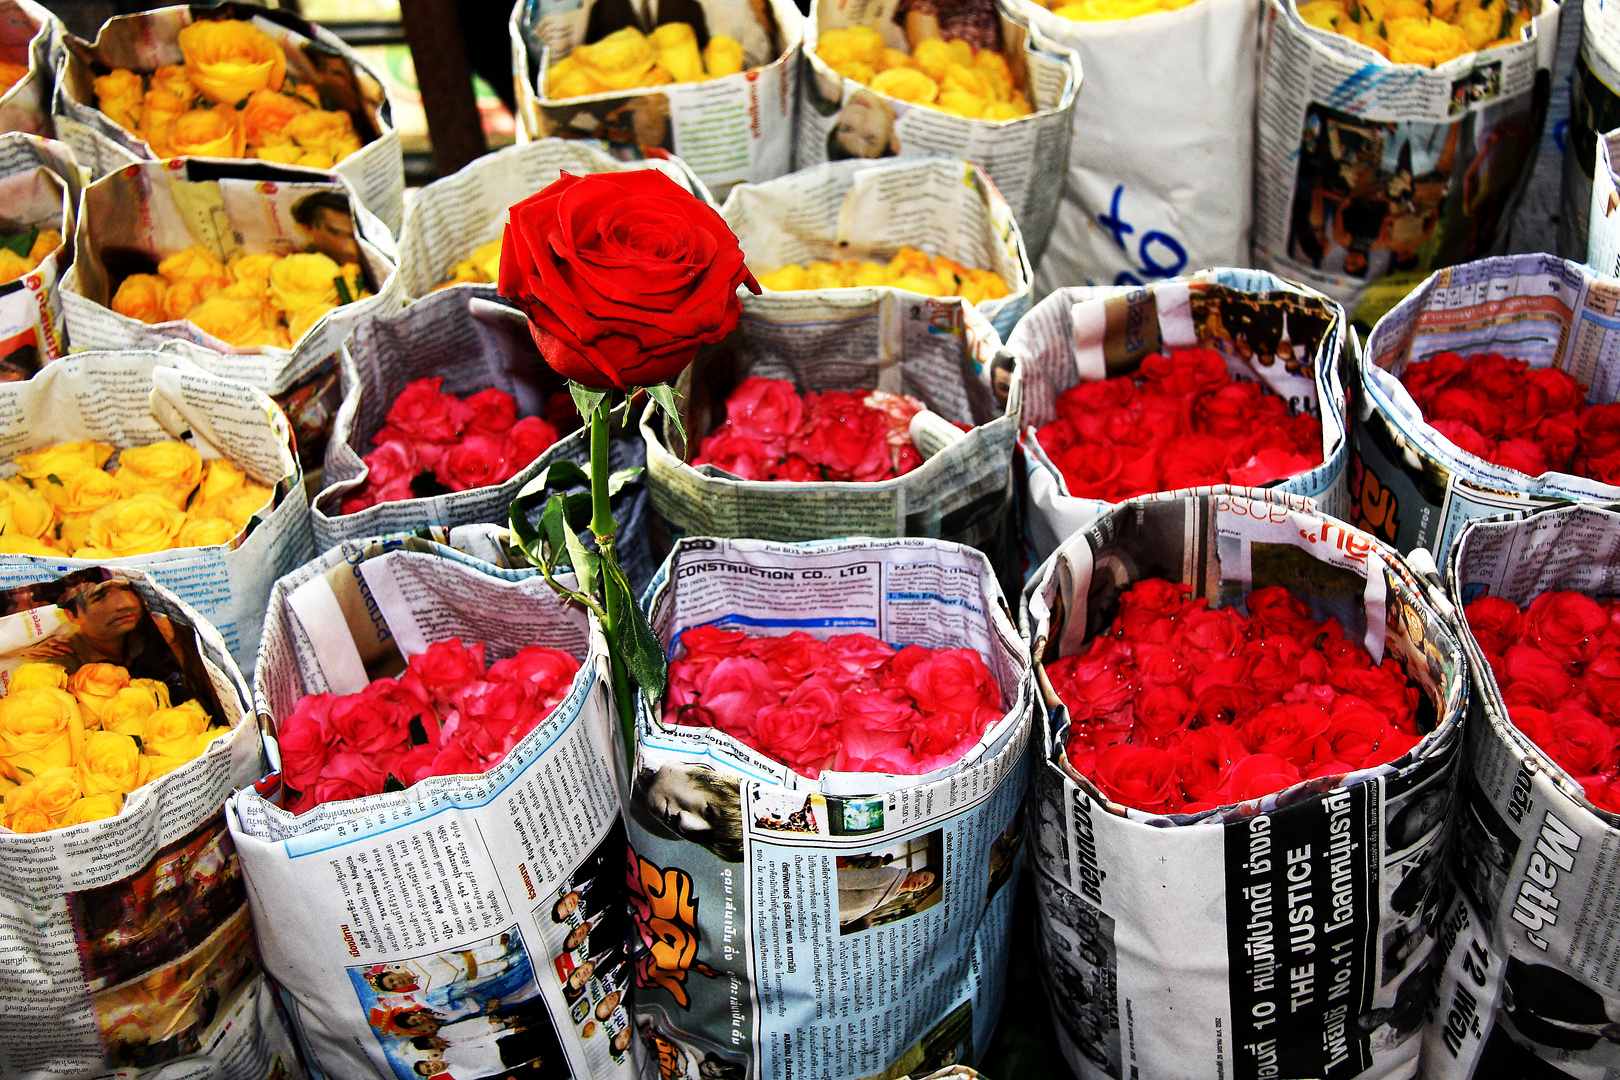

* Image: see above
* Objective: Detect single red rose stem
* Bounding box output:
[585,394,636,758]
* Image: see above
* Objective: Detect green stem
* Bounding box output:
[589,397,615,546]
[586,397,637,760]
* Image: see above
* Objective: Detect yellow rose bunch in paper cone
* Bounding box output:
[434,239,503,290]
[546,23,748,98]
[1031,0,1200,20]
[757,246,1012,305]
[91,18,366,166]
[107,243,372,349]
[0,438,272,559]
[816,28,1031,120]
[0,660,223,833]
[1295,0,1530,63]
[0,228,63,287]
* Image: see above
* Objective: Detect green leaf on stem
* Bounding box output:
[645,382,685,446]
[508,490,550,566]
[562,517,599,595]
[569,383,608,422]
[542,459,590,490]
[538,493,570,569]
[602,558,666,704]
[607,466,643,496]
[562,491,594,530]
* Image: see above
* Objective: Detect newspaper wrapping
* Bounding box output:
[1006,0,1258,293]
[1023,487,1469,1080]
[0,350,311,672]
[1589,129,1620,269]
[797,0,1079,265]
[313,288,657,598]
[0,132,81,367]
[627,535,1033,1078]
[0,0,57,137]
[639,294,1023,592]
[1565,0,1618,258]
[1423,501,1620,1079]
[393,138,712,302]
[1348,253,1620,567]
[0,565,303,1080]
[227,537,641,1080]
[719,157,1034,340]
[510,0,802,200]
[1253,0,1560,329]
[1009,269,1352,569]
[49,2,406,233]
[57,157,402,469]
[1505,0,1582,255]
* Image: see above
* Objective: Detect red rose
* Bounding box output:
[1159,434,1232,489]
[1524,590,1608,666]
[1225,753,1302,802]
[1195,381,1267,440]
[1172,607,1246,672]
[1400,352,1468,406]
[1239,701,1330,760]
[1139,347,1229,397]
[1053,443,1125,500]
[752,676,839,776]
[725,377,804,449]
[1551,703,1616,778]
[1524,365,1585,413]
[1327,659,1417,731]
[1463,595,1521,658]
[696,432,773,479]
[487,645,579,710]
[498,170,759,390]
[1583,449,1620,486]
[1132,643,1193,689]
[1055,377,1138,419]
[1429,419,1491,459]
[1428,387,1505,439]
[1116,578,1191,639]
[435,433,510,492]
[1246,586,1317,636]
[1534,411,1580,472]
[699,657,778,741]
[1243,635,1307,695]
[1092,743,1180,812]
[1508,705,1555,748]
[770,455,819,482]
[1488,437,1548,476]
[1584,646,1620,717]
[1227,447,1317,487]
[309,751,386,805]
[1134,684,1195,743]
[404,638,487,711]
[362,439,422,491]
[1579,403,1620,458]
[457,387,518,436]
[448,680,535,761]
[505,416,559,469]
[1365,729,1421,767]
[380,377,463,444]
[279,693,336,791]
[391,743,443,785]
[1500,644,1572,707]
[1319,695,1389,763]
[1047,638,1137,719]
[1583,778,1620,814]
[1172,722,1246,800]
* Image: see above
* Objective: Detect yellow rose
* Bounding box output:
[651,22,705,83]
[227,251,281,285]
[61,793,122,825]
[111,274,170,324]
[757,265,809,291]
[43,466,120,527]
[27,230,61,265]
[0,478,54,539]
[177,19,288,105]
[0,534,62,557]
[704,36,745,77]
[961,268,1010,304]
[0,249,32,286]
[162,277,224,323]
[4,765,83,830]
[816,26,885,68]
[3,806,51,832]
[574,27,658,90]
[94,69,144,133]
[9,664,66,692]
[101,685,165,737]
[157,245,226,285]
[67,663,131,723]
[871,67,939,104]
[192,483,272,529]
[241,87,311,148]
[0,689,85,780]
[143,704,211,759]
[195,458,246,504]
[185,295,284,349]
[84,495,188,557]
[169,107,246,159]
[278,109,364,166]
[14,442,114,485]
[547,57,605,98]
[151,64,194,99]
[1458,5,1502,48]
[174,516,240,548]
[935,89,987,118]
[139,85,193,156]
[268,252,340,314]
[79,730,147,796]
[0,60,28,97]
[286,302,336,343]
[114,440,203,509]
[253,142,307,166]
[1388,16,1471,65]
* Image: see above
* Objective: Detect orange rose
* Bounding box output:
[169,107,246,159]
[111,274,170,324]
[241,88,311,148]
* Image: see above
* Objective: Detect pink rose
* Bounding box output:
[457,387,518,436]
[904,648,997,718]
[363,440,422,490]
[404,638,487,710]
[435,433,510,492]
[823,634,897,687]
[505,416,559,471]
[382,377,464,444]
[309,751,386,806]
[756,632,829,691]
[836,687,919,766]
[279,693,337,792]
[487,646,579,710]
[700,657,779,741]
[753,676,839,776]
[695,432,773,479]
[725,376,804,449]
[329,681,418,755]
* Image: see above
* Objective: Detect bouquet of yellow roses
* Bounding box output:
[815,26,1032,119]
[757,246,1012,305]
[546,23,748,98]
[1296,0,1529,63]
[1026,0,1204,19]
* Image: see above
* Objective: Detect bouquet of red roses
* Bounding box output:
[664,627,1003,777]
[1464,589,1620,810]
[693,376,926,482]
[341,377,562,513]
[1032,346,1325,501]
[278,637,579,813]
[1047,578,1423,815]
[1400,351,1620,482]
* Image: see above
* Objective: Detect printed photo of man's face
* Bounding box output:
[293,192,361,265]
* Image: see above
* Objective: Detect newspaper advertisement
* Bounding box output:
[0,565,299,1080]
[797,0,1079,264]
[0,351,311,672]
[511,0,801,199]
[1350,253,1620,566]
[1427,501,1620,1079]
[228,538,641,1080]
[315,288,654,600]
[50,2,406,231]
[0,133,81,367]
[58,157,402,468]
[1007,0,1258,294]
[720,156,1034,339]
[1253,0,1560,329]
[640,293,1024,594]
[1565,0,1617,259]
[1009,269,1351,567]
[0,0,55,138]
[1024,489,1468,1080]
[627,535,1033,1078]
[394,138,712,301]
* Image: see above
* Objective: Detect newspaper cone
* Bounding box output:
[1428,502,1620,1079]
[0,133,81,365]
[1350,254,1620,566]
[228,537,638,1080]
[0,0,57,137]
[1024,488,1467,1080]
[722,157,1034,339]
[1011,269,1350,568]
[0,566,299,1080]
[627,535,1034,1078]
